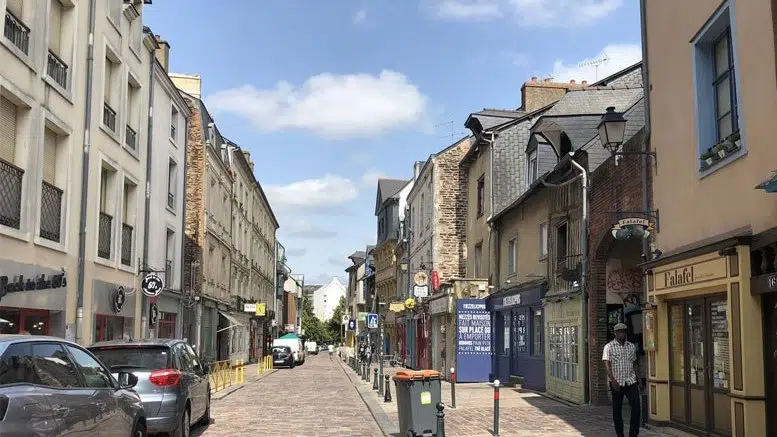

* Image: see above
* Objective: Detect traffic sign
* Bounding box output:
[367,313,378,329]
[141,274,164,297]
[348,319,356,331]
[341,314,350,325]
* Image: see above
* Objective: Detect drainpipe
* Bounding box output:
[483,131,496,284]
[640,0,653,263]
[568,152,589,404]
[142,44,157,339]
[75,0,98,345]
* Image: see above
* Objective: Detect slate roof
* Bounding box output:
[375,178,408,215]
[580,97,647,172]
[465,108,525,133]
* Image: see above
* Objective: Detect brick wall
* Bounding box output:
[587,127,651,405]
[183,98,205,297]
[433,138,473,283]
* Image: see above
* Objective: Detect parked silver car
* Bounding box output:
[89,338,210,437]
[0,335,146,437]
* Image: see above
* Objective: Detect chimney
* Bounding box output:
[544,78,551,83]
[242,150,255,173]
[169,73,202,99]
[531,76,537,83]
[570,79,576,84]
[582,80,588,85]
[413,161,423,180]
[154,35,170,72]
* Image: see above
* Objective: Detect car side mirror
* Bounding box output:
[118,372,138,389]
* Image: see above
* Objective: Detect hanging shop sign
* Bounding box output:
[0,271,68,302]
[255,303,266,317]
[112,287,126,313]
[141,274,164,297]
[243,303,257,313]
[404,297,416,310]
[431,271,440,291]
[429,295,450,315]
[149,303,159,326]
[414,271,429,286]
[611,218,654,241]
[413,284,429,298]
[389,302,406,312]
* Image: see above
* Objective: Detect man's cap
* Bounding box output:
[614,323,628,331]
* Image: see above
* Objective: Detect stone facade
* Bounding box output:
[183,97,206,299]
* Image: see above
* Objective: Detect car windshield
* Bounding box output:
[90,346,171,371]
[272,347,290,354]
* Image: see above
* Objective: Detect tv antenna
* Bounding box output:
[435,120,467,140]
[578,54,610,82]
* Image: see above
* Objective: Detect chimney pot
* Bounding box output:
[531,76,537,83]
[544,78,551,83]
[570,79,576,84]
[582,80,588,85]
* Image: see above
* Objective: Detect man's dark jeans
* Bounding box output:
[612,382,641,437]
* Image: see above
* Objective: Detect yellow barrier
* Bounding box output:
[209,359,247,393]
[257,355,273,374]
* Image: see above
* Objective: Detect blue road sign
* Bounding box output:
[367,313,378,329]
[348,320,356,331]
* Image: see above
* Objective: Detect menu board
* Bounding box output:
[456,299,491,382]
[515,312,527,353]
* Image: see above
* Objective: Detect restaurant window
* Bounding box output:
[549,325,578,382]
[158,312,177,339]
[95,314,125,342]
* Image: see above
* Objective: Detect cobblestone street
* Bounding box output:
[191,354,383,437]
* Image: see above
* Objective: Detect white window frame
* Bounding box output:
[539,222,548,259]
[0,86,34,242]
[95,156,119,268]
[118,173,140,273]
[527,151,538,184]
[507,237,517,276]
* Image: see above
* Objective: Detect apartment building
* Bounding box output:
[345,250,366,347]
[145,36,192,341]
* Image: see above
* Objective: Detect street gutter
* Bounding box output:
[337,359,400,437]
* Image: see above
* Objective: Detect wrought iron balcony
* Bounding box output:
[0,158,23,229]
[4,11,29,55]
[103,103,117,133]
[98,212,112,259]
[46,50,68,88]
[125,125,137,150]
[167,192,175,209]
[553,253,583,291]
[120,223,133,266]
[40,181,63,242]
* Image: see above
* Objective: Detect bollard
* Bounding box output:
[373,368,379,390]
[492,379,500,437]
[366,364,371,383]
[436,402,446,437]
[450,367,457,409]
[362,362,367,381]
[234,361,239,383]
[239,360,244,383]
[384,375,392,403]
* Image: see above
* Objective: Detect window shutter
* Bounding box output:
[0,96,18,164]
[43,128,57,184]
[48,0,63,55]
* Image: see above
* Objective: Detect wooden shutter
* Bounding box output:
[43,128,57,184]
[0,96,18,164]
[48,0,63,55]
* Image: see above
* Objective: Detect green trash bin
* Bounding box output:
[393,370,443,437]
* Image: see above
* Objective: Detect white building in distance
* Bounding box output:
[312,277,346,322]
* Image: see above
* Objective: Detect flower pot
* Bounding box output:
[717,149,726,158]
[705,157,714,165]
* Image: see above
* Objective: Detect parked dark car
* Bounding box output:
[89,338,210,437]
[272,346,294,368]
[0,335,146,437]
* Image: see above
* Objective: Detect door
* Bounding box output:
[763,294,777,436]
[669,296,731,435]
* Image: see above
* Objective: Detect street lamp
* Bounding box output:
[597,106,627,154]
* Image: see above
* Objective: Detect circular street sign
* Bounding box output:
[341,314,350,325]
[141,274,164,297]
[414,271,429,286]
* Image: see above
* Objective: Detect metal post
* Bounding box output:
[362,362,367,381]
[366,363,371,383]
[384,374,392,403]
[373,368,379,390]
[492,379,500,436]
[378,315,384,394]
[450,367,457,409]
[436,402,446,437]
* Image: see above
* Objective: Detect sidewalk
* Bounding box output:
[339,359,674,437]
[211,363,277,400]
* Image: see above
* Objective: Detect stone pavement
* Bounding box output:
[192,353,383,436]
[342,361,673,437]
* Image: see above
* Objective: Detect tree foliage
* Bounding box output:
[326,296,348,345]
[301,296,329,344]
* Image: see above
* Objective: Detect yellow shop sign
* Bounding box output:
[654,257,726,291]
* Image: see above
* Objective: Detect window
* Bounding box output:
[129,11,142,54]
[170,106,178,141]
[125,79,140,150]
[98,165,116,259]
[473,243,483,278]
[65,345,114,388]
[103,52,120,133]
[556,222,568,265]
[165,228,174,286]
[549,325,578,382]
[4,0,30,55]
[40,126,64,242]
[31,343,81,388]
[47,0,70,89]
[498,312,511,355]
[0,96,22,230]
[532,309,543,356]
[507,238,517,275]
[527,151,538,184]
[167,159,177,210]
[476,174,485,217]
[175,343,193,370]
[158,313,176,339]
[693,4,742,171]
[539,222,548,258]
[120,180,137,266]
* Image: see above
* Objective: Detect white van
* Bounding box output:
[273,334,305,365]
[305,341,318,355]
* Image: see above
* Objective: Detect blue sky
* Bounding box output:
[145,0,642,285]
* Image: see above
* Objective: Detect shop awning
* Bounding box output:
[217,311,246,333]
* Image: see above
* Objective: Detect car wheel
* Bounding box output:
[197,391,211,426]
[131,420,146,437]
[173,408,190,437]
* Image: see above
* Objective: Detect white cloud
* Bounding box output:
[265,174,358,214]
[361,168,387,187]
[548,43,642,84]
[352,9,367,24]
[426,0,622,27]
[207,70,430,139]
[285,219,337,239]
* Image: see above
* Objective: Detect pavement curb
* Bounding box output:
[337,359,400,437]
[211,368,278,401]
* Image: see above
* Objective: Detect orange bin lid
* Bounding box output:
[393,370,442,381]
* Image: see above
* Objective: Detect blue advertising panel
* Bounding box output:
[456,298,491,382]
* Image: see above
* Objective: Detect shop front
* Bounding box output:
[0,262,69,337]
[429,293,452,376]
[487,279,546,391]
[92,279,138,342]
[645,241,765,437]
[155,291,181,339]
[544,293,585,405]
[753,238,777,436]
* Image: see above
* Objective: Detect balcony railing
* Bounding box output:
[98,212,112,259]
[554,253,583,292]
[125,125,137,150]
[46,50,68,88]
[165,260,173,284]
[103,103,117,133]
[167,192,175,209]
[40,181,63,242]
[0,158,23,229]
[4,11,29,55]
[120,223,133,266]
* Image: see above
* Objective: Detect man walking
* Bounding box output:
[603,323,642,437]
